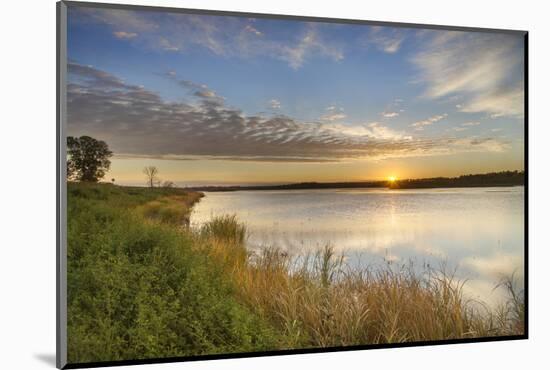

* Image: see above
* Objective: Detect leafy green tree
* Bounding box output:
[67,136,113,182]
[67,159,76,181]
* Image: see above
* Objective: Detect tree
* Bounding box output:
[67,136,112,182]
[67,159,76,181]
[162,180,175,188]
[143,166,159,188]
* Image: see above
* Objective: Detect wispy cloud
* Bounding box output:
[411,114,448,131]
[113,31,138,39]
[276,24,344,69]
[268,99,281,109]
[459,85,524,118]
[74,8,344,70]
[381,111,399,118]
[244,24,263,36]
[368,26,405,54]
[413,31,524,118]
[451,121,481,132]
[381,98,404,119]
[321,122,412,142]
[166,73,225,104]
[320,106,347,122]
[67,63,506,162]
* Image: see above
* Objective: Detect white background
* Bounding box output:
[1,0,547,368]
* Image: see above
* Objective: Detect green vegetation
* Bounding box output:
[67,136,113,182]
[67,183,278,363]
[67,182,524,364]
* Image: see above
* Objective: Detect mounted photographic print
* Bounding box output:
[57,1,528,368]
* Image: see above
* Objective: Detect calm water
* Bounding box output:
[191,187,524,306]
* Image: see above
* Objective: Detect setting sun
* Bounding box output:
[388,176,397,182]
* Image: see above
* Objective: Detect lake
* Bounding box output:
[191,186,525,306]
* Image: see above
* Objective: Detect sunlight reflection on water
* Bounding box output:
[191,187,524,307]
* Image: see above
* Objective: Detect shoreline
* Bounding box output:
[66,182,525,363]
[194,184,525,193]
[187,171,524,192]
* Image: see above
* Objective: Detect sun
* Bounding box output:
[388,176,397,182]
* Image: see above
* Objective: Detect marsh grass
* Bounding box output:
[139,193,203,225]
[197,216,525,348]
[67,182,524,363]
[493,274,525,335]
[200,214,247,245]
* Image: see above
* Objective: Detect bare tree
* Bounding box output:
[143,166,159,188]
[162,180,175,188]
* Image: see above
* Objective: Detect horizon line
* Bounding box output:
[100,169,525,188]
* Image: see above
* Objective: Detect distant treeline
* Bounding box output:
[389,170,525,189]
[189,181,384,192]
[188,170,525,192]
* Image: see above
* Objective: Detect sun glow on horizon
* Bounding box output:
[388,176,398,182]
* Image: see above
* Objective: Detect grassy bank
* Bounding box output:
[67,183,279,363]
[67,183,524,364]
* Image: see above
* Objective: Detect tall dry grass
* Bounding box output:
[139,193,204,225]
[196,216,525,348]
[127,190,524,348]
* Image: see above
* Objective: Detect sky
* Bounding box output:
[66,5,525,186]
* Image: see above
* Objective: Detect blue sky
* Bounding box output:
[66,5,525,185]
